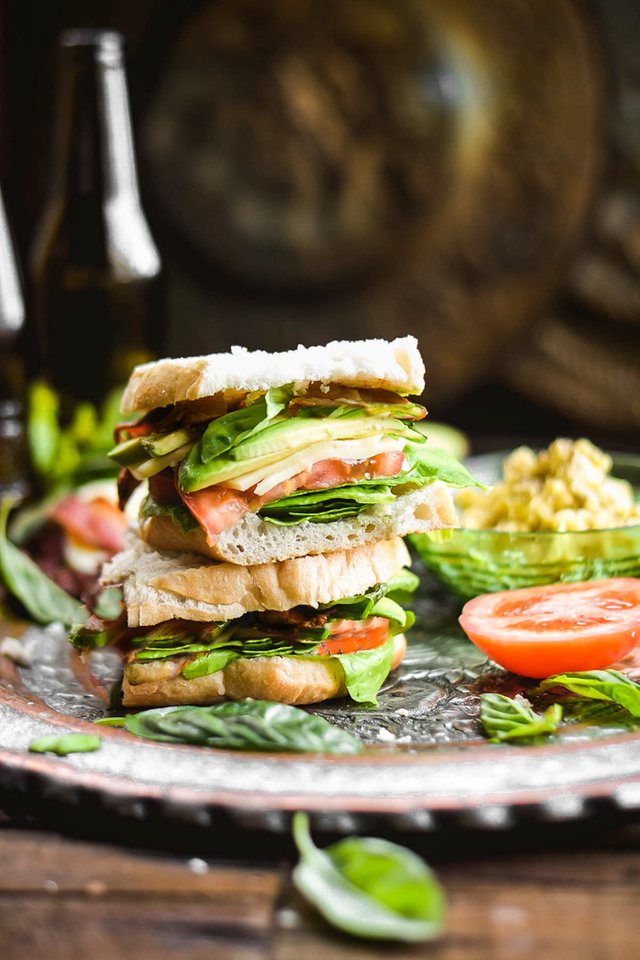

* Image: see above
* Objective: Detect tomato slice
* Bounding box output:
[314,617,390,656]
[459,578,640,678]
[255,451,406,505]
[179,486,249,542]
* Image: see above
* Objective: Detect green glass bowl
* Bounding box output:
[410,451,640,600]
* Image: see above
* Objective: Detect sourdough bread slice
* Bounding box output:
[141,481,456,566]
[102,535,411,627]
[121,634,407,707]
[121,336,425,413]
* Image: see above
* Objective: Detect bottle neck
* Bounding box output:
[50,36,141,206]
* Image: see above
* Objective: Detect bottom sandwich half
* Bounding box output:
[72,535,418,707]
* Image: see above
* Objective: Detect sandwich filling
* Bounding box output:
[73,567,418,705]
[110,384,476,545]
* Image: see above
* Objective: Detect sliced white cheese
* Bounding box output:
[224,436,405,495]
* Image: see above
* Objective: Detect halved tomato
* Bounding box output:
[459,578,640,678]
[314,617,390,656]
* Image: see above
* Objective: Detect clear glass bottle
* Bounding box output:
[29,29,164,410]
[0,186,28,501]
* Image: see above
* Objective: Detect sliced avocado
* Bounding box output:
[109,435,147,466]
[142,427,197,458]
[179,415,414,492]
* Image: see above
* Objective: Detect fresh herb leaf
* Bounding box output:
[28,733,102,755]
[181,648,239,679]
[537,671,640,717]
[181,385,294,485]
[93,716,127,727]
[333,637,396,706]
[561,698,640,730]
[27,381,61,476]
[0,499,86,627]
[480,693,563,743]
[27,381,123,492]
[93,586,123,621]
[123,700,363,754]
[292,812,445,942]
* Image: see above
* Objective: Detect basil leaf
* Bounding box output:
[537,670,640,717]
[184,384,294,470]
[28,733,102,755]
[93,716,127,727]
[0,499,86,627]
[181,648,239,679]
[480,693,563,742]
[292,812,445,942]
[333,637,396,705]
[93,586,123,621]
[561,698,640,730]
[123,700,362,754]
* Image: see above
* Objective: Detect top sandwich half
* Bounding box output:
[110,336,478,565]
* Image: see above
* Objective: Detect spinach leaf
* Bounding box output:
[123,700,362,754]
[292,812,445,942]
[28,733,102,755]
[480,693,563,743]
[536,670,640,717]
[0,499,86,627]
[181,648,239,679]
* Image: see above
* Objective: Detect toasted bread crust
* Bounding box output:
[121,634,406,707]
[103,535,411,627]
[121,337,425,412]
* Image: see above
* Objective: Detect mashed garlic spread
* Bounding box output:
[457,438,640,532]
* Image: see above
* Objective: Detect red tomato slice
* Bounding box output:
[314,617,389,656]
[256,451,406,504]
[459,578,640,678]
[179,486,249,542]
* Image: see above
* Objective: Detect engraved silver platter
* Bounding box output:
[2,567,640,832]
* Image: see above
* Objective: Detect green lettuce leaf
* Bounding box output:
[332,637,396,705]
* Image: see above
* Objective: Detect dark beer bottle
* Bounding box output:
[29,29,163,410]
[0,186,28,501]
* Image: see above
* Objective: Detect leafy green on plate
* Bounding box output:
[28,734,102,756]
[536,670,640,718]
[480,693,563,743]
[118,700,363,754]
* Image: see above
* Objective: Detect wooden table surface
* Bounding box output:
[1,805,639,960]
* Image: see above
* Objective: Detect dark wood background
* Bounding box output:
[1,0,640,443]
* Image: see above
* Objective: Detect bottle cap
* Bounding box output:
[59,29,123,66]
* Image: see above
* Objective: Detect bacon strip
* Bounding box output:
[50,496,127,553]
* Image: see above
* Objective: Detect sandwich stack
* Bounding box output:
[75,337,475,708]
